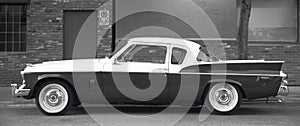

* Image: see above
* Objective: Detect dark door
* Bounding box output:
[101,43,170,104]
[63,10,97,60]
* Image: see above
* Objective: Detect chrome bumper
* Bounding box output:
[11,84,31,97]
[277,80,289,96]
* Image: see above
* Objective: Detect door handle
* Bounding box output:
[156,68,168,71]
[112,59,121,65]
[154,68,168,76]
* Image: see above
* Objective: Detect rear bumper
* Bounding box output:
[11,84,31,97]
[277,80,289,96]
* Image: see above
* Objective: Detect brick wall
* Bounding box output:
[1,0,300,87]
[0,0,112,86]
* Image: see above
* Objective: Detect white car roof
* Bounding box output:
[129,37,201,47]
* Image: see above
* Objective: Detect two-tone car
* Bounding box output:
[11,37,289,115]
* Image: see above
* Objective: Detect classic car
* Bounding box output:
[11,37,289,115]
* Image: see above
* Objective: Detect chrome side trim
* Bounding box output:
[11,84,31,97]
[194,60,285,65]
[180,72,283,77]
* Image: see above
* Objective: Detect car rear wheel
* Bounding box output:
[205,83,242,114]
[36,80,74,115]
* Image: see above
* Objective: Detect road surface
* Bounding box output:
[0,103,300,126]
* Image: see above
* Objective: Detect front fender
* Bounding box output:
[23,73,74,99]
[38,74,72,82]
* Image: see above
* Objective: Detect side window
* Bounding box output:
[197,51,207,61]
[171,47,187,65]
[197,50,219,62]
[118,44,167,64]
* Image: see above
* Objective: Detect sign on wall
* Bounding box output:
[98,10,110,26]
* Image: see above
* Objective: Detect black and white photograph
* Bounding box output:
[0,0,299,126]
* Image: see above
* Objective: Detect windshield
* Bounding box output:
[107,40,128,58]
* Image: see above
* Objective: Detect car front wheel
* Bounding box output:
[205,83,242,114]
[36,80,74,115]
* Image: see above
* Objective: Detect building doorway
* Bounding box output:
[63,10,97,60]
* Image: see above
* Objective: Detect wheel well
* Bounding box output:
[33,78,79,100]
[201,81,247,101]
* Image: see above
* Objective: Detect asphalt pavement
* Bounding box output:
[1,102,300,126]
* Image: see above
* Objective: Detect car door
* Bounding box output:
[167,45,196,103]
[101,42,170,104]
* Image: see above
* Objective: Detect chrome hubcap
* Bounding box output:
[38,84,69,113]
[208,83,239,112]
[215,89,232,105]
[45,89,63,107]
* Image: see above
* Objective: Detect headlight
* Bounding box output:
[20,71,25,75]
[20,66,26,84]
[20,71,25,84]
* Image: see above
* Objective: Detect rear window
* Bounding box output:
[197,51,207,61]
[171,47,187,65]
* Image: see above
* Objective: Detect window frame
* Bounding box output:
[117,44,168,64]
[0,4,27,53]
[237,0,300,44]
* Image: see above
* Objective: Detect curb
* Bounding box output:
[0,98,35,108]
[0,98,35,105]
[0,103,36,108]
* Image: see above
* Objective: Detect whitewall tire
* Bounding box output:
[36,80,74,115]
[205,83,242,114]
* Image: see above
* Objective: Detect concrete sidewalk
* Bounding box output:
[0,87,12,102]
[0,86,34,104]
[0,86,300,104]
[280,86,300,103]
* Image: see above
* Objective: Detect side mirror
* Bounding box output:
[124,55,132,62]
[113,58,121,65]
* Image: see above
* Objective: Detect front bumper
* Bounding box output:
[277,80,289,96]
[11,84,31,97]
